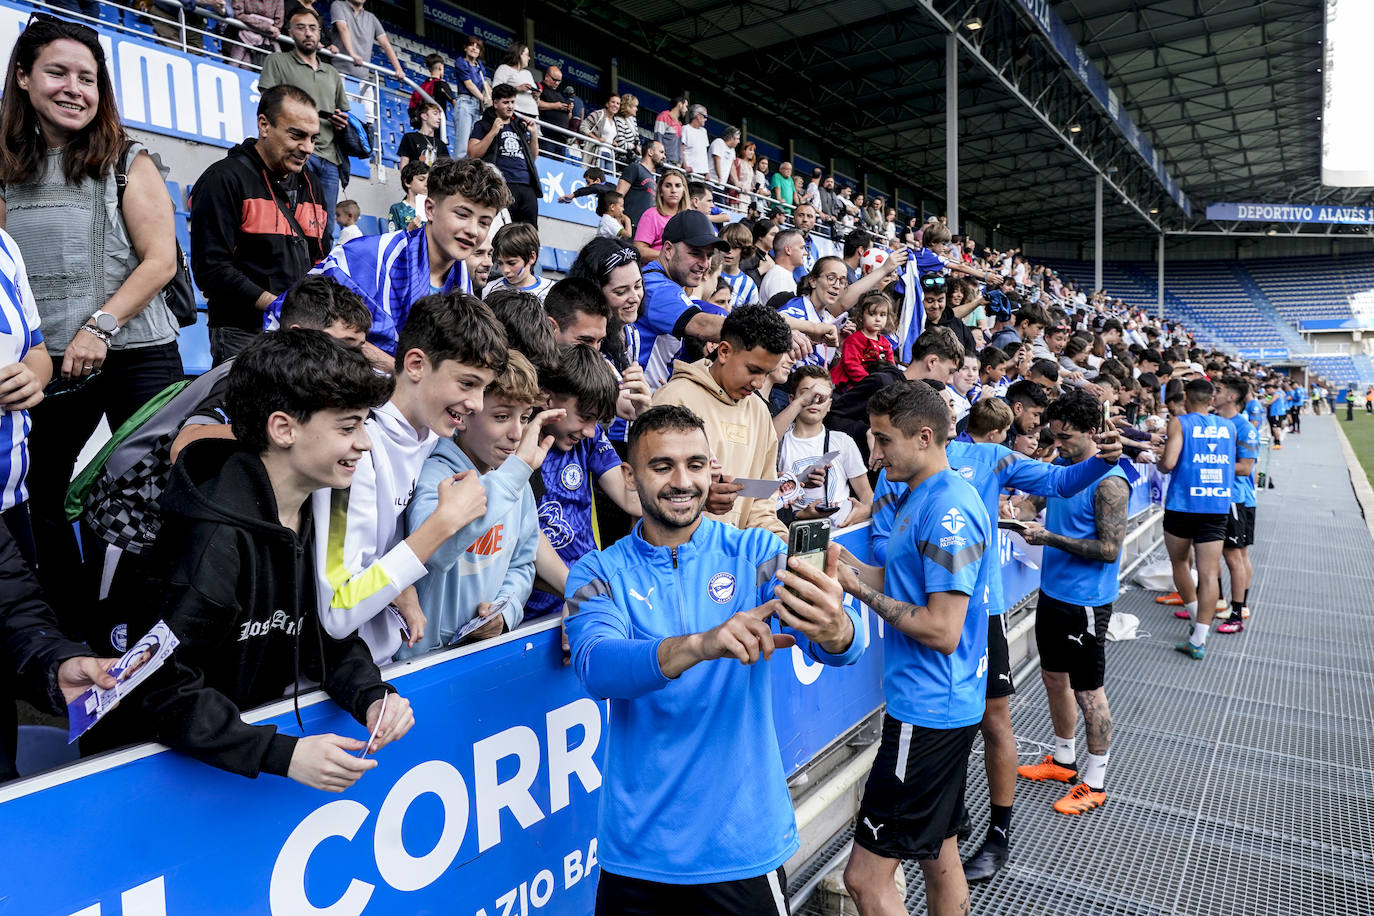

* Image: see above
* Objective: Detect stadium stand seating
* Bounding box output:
[1042,256,1374,386]
[1304,353,1362,386]
[74,0,1374,388]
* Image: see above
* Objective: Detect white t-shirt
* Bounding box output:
[950,388,971,423]
[493,65,539,118]
[335,223,363,246]
[682,124,709,175]
[597,212,623,238]
[482,274,556,303]
[759,263,798,305]
[778,426,866,515]
[708,137,736,185]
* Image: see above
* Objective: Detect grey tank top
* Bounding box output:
[1,144,177,354]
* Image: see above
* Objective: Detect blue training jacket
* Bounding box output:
[564,518,865,884]
[872,444,1125,614]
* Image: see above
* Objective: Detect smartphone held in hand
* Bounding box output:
[787,519,830,573]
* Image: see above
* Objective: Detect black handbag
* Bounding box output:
[117,143,198,328]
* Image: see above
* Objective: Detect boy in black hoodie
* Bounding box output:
[96,330,414,791]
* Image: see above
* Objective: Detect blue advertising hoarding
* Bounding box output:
[1012,0,1190,216]
[536,154,601,228]
[1205,202,1374,225]
[0,481,1159,913]
[1237,347,1292,361]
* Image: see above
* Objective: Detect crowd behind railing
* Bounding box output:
[0,4,1337,911]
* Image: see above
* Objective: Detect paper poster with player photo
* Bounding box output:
[67,621,179,743]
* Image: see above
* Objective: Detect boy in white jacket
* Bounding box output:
[400,352,562,655]
[315,292,509,663]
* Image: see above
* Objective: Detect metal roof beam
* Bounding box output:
[913,0,1164,230]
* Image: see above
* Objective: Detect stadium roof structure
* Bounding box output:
[546,0,1372,242]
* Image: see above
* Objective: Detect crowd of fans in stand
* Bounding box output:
[0,10,1338,916]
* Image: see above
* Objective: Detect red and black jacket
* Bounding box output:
[189,138,329,331]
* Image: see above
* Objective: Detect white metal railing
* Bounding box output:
[26,0,434,178]
[49,0,867,238]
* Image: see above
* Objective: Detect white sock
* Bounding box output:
[1053,734,1076,766]
[1192,622,1209,646]
[1082,752,1109,790]
[1183,600,1198,617]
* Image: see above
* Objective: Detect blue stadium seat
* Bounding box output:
[166,180,187,216]
[180,312,213,377]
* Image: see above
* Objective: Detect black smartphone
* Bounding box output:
[787,519,830,573]
[997,518,1029,531]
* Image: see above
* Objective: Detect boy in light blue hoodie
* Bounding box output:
[400,352,563,656]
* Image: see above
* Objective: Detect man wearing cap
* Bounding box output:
[638,215,819,392]
[637,210,732,391]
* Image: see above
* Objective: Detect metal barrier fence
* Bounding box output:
[22,0,435,179]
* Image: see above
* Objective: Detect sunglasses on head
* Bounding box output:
[921,275,947,289]
[26,11,99,42]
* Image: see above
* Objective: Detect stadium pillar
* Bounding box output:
[1094,173,1103,292]
[1157,233,1165,321]
[610,57,619,94]
[945,32,959,234]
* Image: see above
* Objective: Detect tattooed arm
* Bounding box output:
[837,562,969,654]
[1021,477,1129,562]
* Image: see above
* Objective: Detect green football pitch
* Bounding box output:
[1340,408,1374,492]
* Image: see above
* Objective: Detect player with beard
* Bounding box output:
[564,405,865,914]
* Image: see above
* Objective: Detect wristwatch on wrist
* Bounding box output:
[89,310,120,336]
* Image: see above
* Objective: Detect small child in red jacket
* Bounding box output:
[831,290,895,388]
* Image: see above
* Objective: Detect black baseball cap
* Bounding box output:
[662,211,730,250]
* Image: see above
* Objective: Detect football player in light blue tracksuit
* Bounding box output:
[565,405,864,915]
[868,387,1126,882]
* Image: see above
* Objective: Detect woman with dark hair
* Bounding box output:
[493,42,538,120]
[0,13,182,619]
[566,237,650,452]
[568,237,644,371]
[578,92,619,170]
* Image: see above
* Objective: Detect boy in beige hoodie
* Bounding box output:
[652,304,792,538]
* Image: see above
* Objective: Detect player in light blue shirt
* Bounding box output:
[1214,375,1260,632]
[1266,384,1288,448]
[1160,379,1236,659]
[837,380,993,916]
[565,405,861,911]
[1015,390,1130,817]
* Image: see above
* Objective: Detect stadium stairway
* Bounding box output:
[799,414,1374,915]
[1228,264,1310,355]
